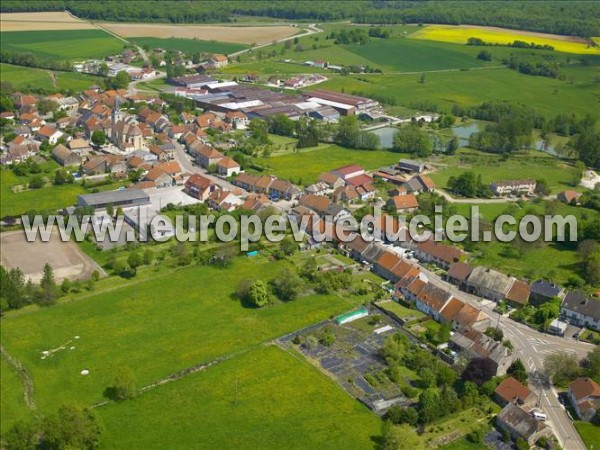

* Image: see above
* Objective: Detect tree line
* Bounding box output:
[2,1,599,37]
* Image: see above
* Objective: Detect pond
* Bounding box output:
[370,126,397,149]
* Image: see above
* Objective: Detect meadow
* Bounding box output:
[129,37,246,55]
[412,25,600,55]
[574,421,600,450]
[0,63,103,93]
[95,345,381,449]
[251,144,404,184]
[0,29,124,60]
[0,357,30,434]
[429,150,579,194]
[0,255,367,424]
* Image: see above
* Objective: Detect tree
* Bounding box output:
[280,237,297,256]
[104,367,136,401]
[544,351,581,386]
[385,405,419,426]
[477,49,492,61]
[37,98,58,115]
[392,126,432,156]
[91,130,106,146]
[270,268,303,301]
[437,323,451,343]
[447,135,459,154]
[463,358,497,385]
[585,346,600,383]
[419,73,426,84]
[381,422,425,450]
[507,359,529,384]
[106,70,130,90]
[535,178,550,196]
[461,380,480,408]
[2,419,38,450]
[515,437,529,450]
[248,280,270,307]
[572,128,600,168]
[143,249,154,266]
[37,262,58,306]
[417,388,440,423]
[53,168,73,185]
[127,253,143,274]
[418,367,436,388]
[29,174,44,189]
[41,405,101,449]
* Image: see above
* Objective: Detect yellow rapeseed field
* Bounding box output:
[412,25,600,55]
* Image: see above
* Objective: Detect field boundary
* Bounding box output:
[1,344,38,413]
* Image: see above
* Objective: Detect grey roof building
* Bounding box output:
[530,279,563,305]
[77,189,150,209]
[466,266,514,302]
[561,292,600,332]
[495,403,551,445]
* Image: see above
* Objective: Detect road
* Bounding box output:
[433,188,557,204]
[417,265,592,450]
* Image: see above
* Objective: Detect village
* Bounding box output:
[1,51,599,450]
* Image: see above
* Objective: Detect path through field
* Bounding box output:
[1,344,38,413]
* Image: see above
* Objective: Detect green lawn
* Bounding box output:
[96,345,381,449]
[0,255,366,425]
[129,37,246,55]
[0,357,30,434]
[574,421,600,450]
[1,30,124,60]
[253,144,404,184]
[0,63,103,92]
[378,300,425,320]
[1,168,86,217]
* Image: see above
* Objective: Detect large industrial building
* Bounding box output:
[77,189,150,209]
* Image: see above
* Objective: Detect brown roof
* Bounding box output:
[390,194,419,210]
[417,174,436,190]
[417,283,450,312]
[495,377,534,405]
[447,262,473,282]
[416,239,462,264]
[211,54,228,62]
[570,378,600,402]
[558,190,582,204]
[145,168,171,182]
[440,297,465,322]
[185,173,212,190]
[216,157,240,169]
[299,194,332,214]
[506,280,530,305]
[37,125,58,137]
[406,278,427,297]
[130,180,155,189]
[453,303,487,327]
[377,251,403,272]
[198,146,224,159]
[155,161,181,175]
[318,172,343,186]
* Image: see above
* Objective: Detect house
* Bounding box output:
[332,185,360,204]
[414,283,452,321]
[489,179,536,196]
[144,168,174,188]
[450,327,514,376]
[451,303,490,331]
[387,194,419,213]
[529,280,563,306]
[184,174,216,200]
[560,292,600,332]
[494,377,538,408]
[207,189,242,212]
[396,159,425,174]
[466,266,514,302]
[82,156,108,175]
[210,54,228,68]
[318,172,345,189]
[269,178,301,201]
[240,193,269,212]
[225,111,248,129]
[68,138,92,155]
[299,194,333,217]
[505,280,530,307]
[194,145,224,168]
[413,240,462,269]
[568,377,600,421]
[305,181,330,196]
[216,157,241,177]
[557,190,582,205]
[36,125,63,145]
[495,403,551,446]
[446,262,473,289]
[51,144,82,167]
[404,175,436,194]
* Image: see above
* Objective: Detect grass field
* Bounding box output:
[0,167,86,217]
[95,345,381,449]
[129,37,246,55]
[0,63,103,92]
[429,150,579,194]
[0,357,30,434]
[0,255,366,423]
[252,144,404,184]
[0,29,124,60]
[412,24,600,55]
[574,421,600,449]
[317,67,599,119]
[378,300,426,320]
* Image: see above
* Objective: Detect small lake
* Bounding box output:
[370,126,397,149]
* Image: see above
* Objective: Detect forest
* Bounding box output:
[1,1,599,37]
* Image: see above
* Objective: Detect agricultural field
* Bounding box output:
[0,11,95,32]
[129,37,246,55]
[0,63,103,92]
[0,254,368,424]
[251,144,404,184]
[96,345,381,449]
[101,22,299,45]
[412,24,600,55]
[0,29,124,60]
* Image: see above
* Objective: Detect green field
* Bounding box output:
[429,150,579,194]
[378,300,426,320]
[0,63,103,93]
[252,144,403,184]
[0,30,123,60]
[0,357,30,434]
[0,255,366,424]
[574,421,600,450]
[0,167,86,217]
[130,37,246,55]
[96,345,380,449]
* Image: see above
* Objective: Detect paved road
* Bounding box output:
[416,265,591,450]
